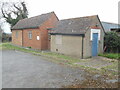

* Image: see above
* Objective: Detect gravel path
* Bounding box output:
[2,50,87,88]
[75,56,117,69]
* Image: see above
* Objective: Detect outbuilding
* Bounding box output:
[102,21,120,32]
[11,12,59,50]
[50,15,105,58]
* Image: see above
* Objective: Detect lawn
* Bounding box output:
[1,43,119,76]
[99,53,120,60]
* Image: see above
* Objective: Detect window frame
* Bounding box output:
[28,31,32,39]
[16,31,18,38]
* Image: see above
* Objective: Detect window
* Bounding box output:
[16,31,18,38]
[28,31,32,39]
[56,35,62,44]
[37,36,40,40]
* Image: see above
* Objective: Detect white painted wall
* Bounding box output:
[90,29,100,41]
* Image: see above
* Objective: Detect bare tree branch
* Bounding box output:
[13,4,21,11]
[1,1,28,27]
[1,8,8,19]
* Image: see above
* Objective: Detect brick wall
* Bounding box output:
[12,12,59,50]
[22,29,41,49]
[39,12,59,50]
[12,30,23,46]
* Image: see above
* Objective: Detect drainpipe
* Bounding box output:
[81,35,84,59]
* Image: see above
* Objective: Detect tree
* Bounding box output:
[104,32,120,53]
[1,1,28,27]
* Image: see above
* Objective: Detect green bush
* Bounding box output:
[27,47,31,48]
[104,32,120,53]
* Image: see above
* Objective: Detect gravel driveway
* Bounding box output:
[2,50,87,88]
[75,56,116,69]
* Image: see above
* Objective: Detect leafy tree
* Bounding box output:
[104,32,120,53]
[1,1,28,27]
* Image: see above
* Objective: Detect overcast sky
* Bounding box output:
[1,0,120,33]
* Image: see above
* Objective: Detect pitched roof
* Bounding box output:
[12,12,54,30]
[101,22,120,32]
[51,15,102,35]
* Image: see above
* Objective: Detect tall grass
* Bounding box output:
[99,53,120,60]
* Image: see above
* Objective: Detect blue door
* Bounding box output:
[92,33,98,56]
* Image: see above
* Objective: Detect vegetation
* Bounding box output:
[1,1,28,27]
[1,43,80,63]
[104,32,120,53]
[1,43,118,76]
[2,32,12,42]
[1,43,37,53]
[99,53,120,60]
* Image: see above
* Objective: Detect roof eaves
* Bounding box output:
[102,21,120,25]
[50,33,85,36]
[11,26,39,30]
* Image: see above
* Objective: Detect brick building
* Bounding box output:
[50,15,105,58]
[11,12,59,50]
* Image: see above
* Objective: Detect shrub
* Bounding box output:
[104,32,120,53]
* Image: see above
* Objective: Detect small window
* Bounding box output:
[28,31,32,39]
[37,36,40,40]
[56,35,62,44]
[16,31,18,38]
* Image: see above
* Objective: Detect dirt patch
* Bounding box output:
[75,56,118,69]
[63,75,119,88]
[63,81,119,88]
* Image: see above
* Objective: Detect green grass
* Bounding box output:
[99,53,120,60]
[102,61,118,72]
[99,53,119,75]
[1,43,119,76]
[0,44,2,49]
[100,61,118,75]
[1,43,39,53]
[1,43,81,63]
[42,52,81,65]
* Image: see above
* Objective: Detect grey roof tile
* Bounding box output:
[12,12,54,30]
[51,15,101,35]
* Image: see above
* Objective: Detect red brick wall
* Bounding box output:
[12,30,23,46]
[22,29,41,49]
[12,12,59,50]
[39,13,59,50]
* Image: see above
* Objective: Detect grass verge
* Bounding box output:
[99,53,120,60]
[1,43,119,77]
[1,43,81,64]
